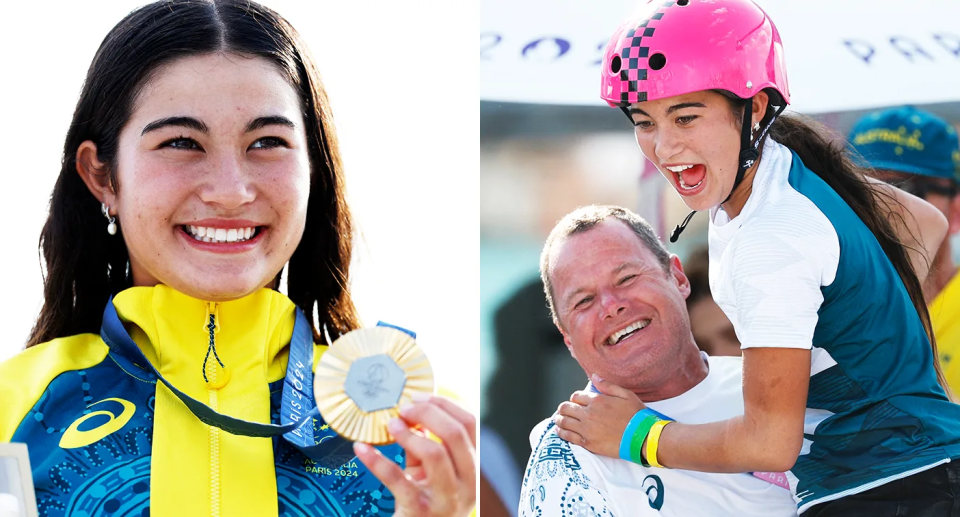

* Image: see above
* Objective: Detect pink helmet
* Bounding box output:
[600,0,790,107]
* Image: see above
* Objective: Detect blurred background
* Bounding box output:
[480,0,960,514]
[0,1,478,414]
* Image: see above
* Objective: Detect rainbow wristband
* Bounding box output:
[630,420,654,467]
[618,409,658,467]
[645,419,672,468]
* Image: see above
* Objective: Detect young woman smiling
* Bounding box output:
[553,0,960,515]
[0,1,475,516]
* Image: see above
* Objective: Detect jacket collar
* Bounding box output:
[112,285,298,387]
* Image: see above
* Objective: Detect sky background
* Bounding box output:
[0,1,479,412]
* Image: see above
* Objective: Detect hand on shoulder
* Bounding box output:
[554,375,645,459]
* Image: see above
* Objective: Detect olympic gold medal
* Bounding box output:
[313,327,434,445]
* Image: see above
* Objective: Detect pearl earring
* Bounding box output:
[101,203,117,236]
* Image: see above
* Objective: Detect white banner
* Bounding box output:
[480,0,960,113]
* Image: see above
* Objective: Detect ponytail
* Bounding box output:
[766,112,950,396]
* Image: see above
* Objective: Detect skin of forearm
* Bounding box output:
[653,414,801,473]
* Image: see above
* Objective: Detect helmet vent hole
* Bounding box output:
[677,0,690,5]
[611,55,622,74]
[649,53,666,70]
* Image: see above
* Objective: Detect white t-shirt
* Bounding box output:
[708,137,839,354]
[518,355,798,517]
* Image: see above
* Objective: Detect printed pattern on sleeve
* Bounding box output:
[519,422,615,517]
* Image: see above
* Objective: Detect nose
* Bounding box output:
[199,152,256,210]
[652,124,683,164]
[598,289,627,320]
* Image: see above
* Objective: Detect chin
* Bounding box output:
[673,194,705,212]
[167,277,271,302]
[676,189,722,212]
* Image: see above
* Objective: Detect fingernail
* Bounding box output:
[399,403,415,416]
[592,374,604,383]
[411,393,432,403]
[354,442,370,454]
[388,418,406,434]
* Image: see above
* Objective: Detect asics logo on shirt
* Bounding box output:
[643,475,665,510]
[59,398,137,449]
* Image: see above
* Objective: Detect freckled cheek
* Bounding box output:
[712,135,741,176]
[273,178,310,222]
[262,159,309,189]
[267,183,310,250]
[117,172,187,227]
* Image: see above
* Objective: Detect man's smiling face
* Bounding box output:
[549,218,694,389]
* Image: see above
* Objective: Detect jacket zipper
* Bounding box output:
[206,302,221,517]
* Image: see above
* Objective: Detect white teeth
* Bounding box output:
[608,319,651,345]
[669,164,703,190]
[185,225,257,243]
[679,175,704,190]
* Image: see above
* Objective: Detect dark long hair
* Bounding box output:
[28,0,359,347]
[731,92,949,393]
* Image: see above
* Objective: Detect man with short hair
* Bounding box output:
[849,106,960,393]
[518,205,797,516]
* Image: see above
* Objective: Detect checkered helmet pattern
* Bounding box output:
[600,0,790,108]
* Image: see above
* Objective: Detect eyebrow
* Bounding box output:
[141,115,296,136]
[142,116,207,135]
[245,115,296,132]
[629,102,707,117]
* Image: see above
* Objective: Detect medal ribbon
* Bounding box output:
[99,297,413,468]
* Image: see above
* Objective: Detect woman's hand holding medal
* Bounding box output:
[354,395,477,517]
[315,326,476,516]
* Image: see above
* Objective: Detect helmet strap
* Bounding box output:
[720,98,788,206]
[721,100,757,205]
[669,210,697,243]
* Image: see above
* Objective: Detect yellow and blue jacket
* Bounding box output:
[932,272,960,396]
[0,285,403,516]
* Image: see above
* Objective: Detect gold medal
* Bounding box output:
[313,326,434,445]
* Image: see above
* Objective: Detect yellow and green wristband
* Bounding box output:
[618,409,673,468]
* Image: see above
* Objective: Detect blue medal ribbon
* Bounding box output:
[99,297,413,468]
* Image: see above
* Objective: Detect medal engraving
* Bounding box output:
[344,355,407,412]
[314,326,434,444]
